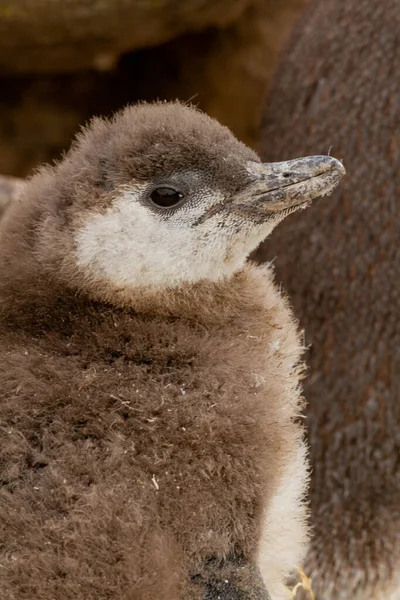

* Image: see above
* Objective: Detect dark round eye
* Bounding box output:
[150,187,184,208]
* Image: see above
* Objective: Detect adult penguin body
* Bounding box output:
[258,1,400,598]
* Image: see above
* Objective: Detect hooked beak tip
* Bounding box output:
[316,155,346,176]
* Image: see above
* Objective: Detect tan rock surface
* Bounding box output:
[0,0,308,176]
[0,175,24,218]
[0,0,252,73]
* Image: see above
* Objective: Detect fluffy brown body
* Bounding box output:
[257,0,400,598]
[0,105,307,599]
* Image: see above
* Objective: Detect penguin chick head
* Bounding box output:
[38,102,345,293]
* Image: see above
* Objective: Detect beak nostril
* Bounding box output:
[282,172,292,178]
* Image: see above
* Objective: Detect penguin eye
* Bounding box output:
[150,187,184,208]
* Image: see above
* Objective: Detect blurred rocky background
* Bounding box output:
[0,0,308,182]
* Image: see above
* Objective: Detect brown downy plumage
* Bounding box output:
[0,102,344,600]
[257,1,400,598]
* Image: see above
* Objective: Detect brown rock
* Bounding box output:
[0,0,308,176]
[257,0,400,598]
[0,0,251,73]
[0,175,24,217]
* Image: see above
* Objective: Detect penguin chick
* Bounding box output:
[0,102,344,600]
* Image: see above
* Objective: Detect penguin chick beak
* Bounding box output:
[240,155,345,214]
